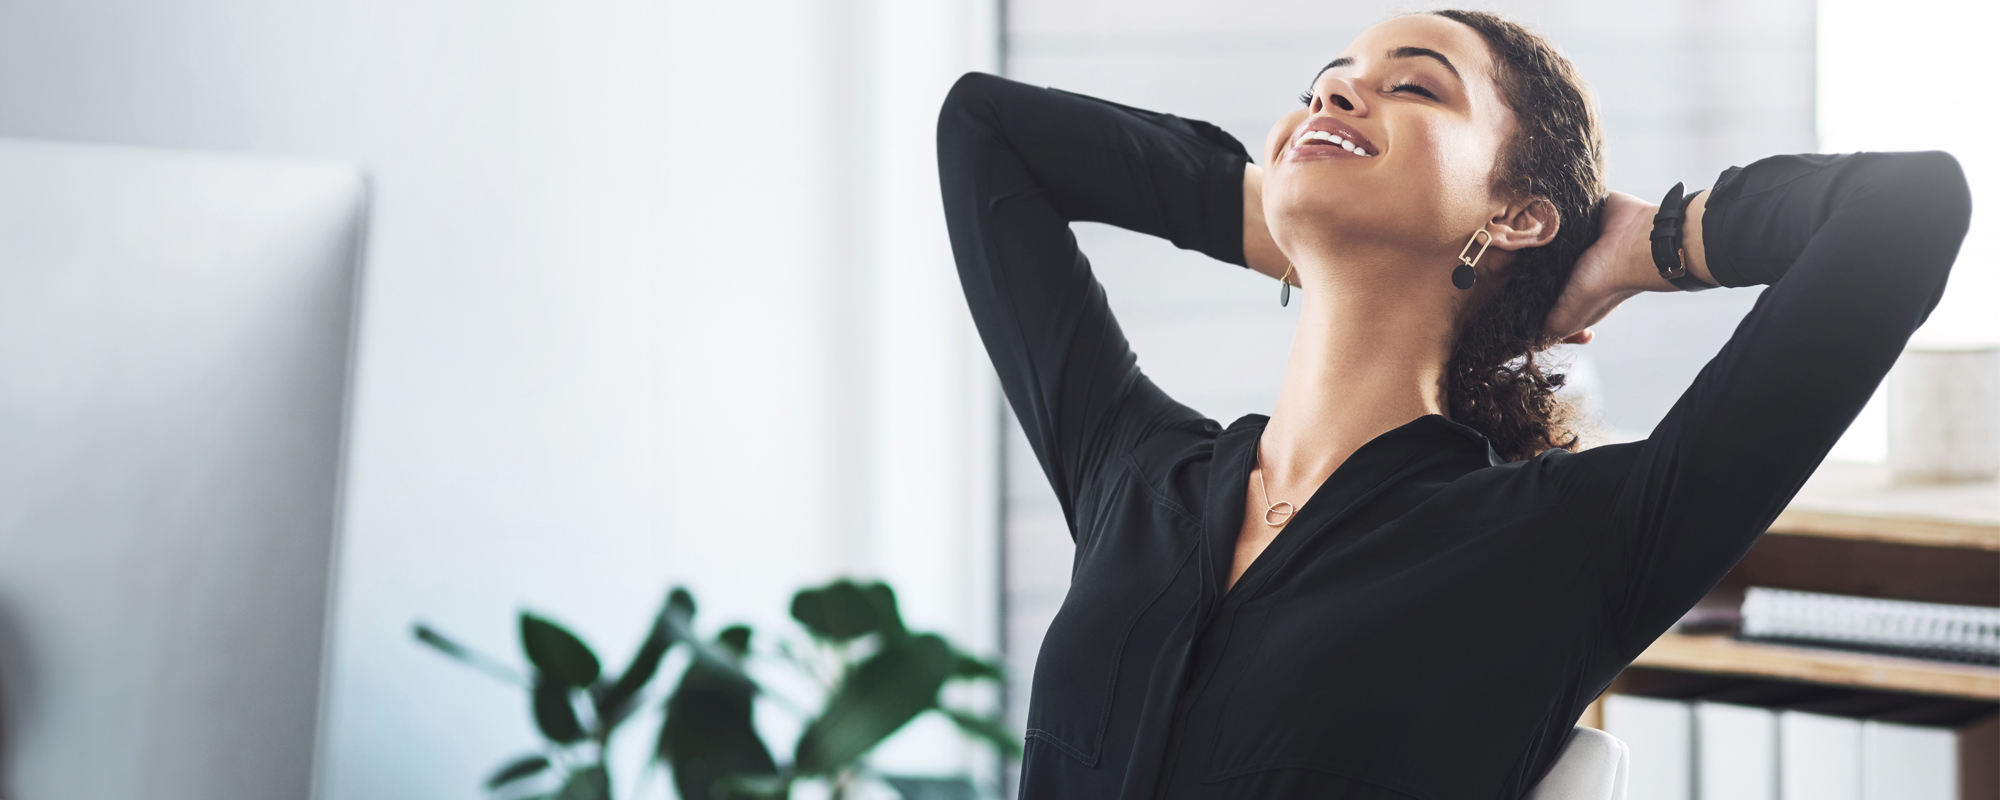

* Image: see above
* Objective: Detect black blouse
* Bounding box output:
[935,72,1970,800]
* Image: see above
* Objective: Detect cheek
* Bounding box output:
[1423,123,1508,209]
[1264,110,1305,163]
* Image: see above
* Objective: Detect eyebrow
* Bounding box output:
[1312,46,1464,85]
[1393,46,1461,80]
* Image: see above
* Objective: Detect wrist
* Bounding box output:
[1624,204,1675,292]
[1682,190,1714,285]
[1645,183,1719,291]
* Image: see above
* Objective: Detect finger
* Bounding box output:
[1561,329,1594,345]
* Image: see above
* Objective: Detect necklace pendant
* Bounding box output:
[1263,501,1295,527]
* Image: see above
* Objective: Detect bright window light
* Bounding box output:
[1819,0,1998,344]
[1819,0,1999,462]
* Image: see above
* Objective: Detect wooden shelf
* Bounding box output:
[1775,461,2000,551]
[1633,632,2000,701]
[1768,509,2000,551]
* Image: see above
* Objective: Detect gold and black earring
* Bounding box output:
[1453,229,1492,290]
[1278,262,1295,307]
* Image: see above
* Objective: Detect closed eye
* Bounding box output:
[1391,83,1438,100]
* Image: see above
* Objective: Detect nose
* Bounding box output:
[1309,76,1369,117]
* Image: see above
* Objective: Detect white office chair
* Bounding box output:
[1525,726,1631,800]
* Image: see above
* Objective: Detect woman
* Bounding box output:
[936,9,1968,800]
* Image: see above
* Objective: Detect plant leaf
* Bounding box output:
[860,582,904,636]
[555,763,610,800]
[595,590,690,726]
[412,622,529,686]
[788,581,880,642]
[881,776,978,800]
[949,652,1003,681]
[711,773,792,800]
[656,602,759,694]
[717,625,752,655]
[521,613,602,687]
[941,708,1023,758]
[532,675,586,744]
[485,753,552,789]
[413,622,475,660]
[792,633,954,774]
[659,630,777,800]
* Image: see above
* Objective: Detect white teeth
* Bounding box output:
[1297,129,1373,156]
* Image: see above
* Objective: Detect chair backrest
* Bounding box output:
[0,138,366,800]
[1525,726,1631,800]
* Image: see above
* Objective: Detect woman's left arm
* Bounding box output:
[1548,152,1971,659]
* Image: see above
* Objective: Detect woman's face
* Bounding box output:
[1262,15,1518,276]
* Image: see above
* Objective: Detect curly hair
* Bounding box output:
[1427,10,1606,461]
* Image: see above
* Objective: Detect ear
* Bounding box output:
[1486,196,1560,251]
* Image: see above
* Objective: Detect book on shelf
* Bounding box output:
[1739,587,2000,665]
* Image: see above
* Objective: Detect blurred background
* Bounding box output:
[0,0,1992,799]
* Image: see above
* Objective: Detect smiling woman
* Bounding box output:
[937,8,1970,800]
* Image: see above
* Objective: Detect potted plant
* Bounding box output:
[415,579,1016,800]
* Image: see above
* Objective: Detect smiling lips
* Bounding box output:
[1288,119,1378,159]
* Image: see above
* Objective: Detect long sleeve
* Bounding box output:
[936,72,1251,538]
[1552,151,1972,658]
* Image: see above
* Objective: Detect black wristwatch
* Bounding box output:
[1651,182,1718,292]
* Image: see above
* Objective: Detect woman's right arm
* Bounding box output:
[936,73,1252,535]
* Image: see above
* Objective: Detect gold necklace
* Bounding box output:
[1255,467,1296,527]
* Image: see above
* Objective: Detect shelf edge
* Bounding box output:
[1767,509,2000,551]
[1633,632,2000,701]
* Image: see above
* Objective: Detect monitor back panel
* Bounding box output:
[0,139,366,800]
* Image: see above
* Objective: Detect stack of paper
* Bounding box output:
[1740,587,2000,664]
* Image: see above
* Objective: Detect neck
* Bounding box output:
[1260,263,1461,487]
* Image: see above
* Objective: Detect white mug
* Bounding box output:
[1888,344,2000,483]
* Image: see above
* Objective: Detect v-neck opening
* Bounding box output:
[1211,414,1489,602]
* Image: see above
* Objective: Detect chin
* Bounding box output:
[1268,180,1418,257]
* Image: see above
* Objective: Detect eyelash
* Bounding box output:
[1392,83,1439,100]
[1298,83,1439,107]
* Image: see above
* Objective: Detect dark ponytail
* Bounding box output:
[1429,9,1606,461]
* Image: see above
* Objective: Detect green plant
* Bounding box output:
[414,580,1016,800]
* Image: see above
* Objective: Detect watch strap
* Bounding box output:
[1650,182,1718,292]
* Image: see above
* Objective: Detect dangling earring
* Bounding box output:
[1453,229,1492,290]
[1278,262,1295,307]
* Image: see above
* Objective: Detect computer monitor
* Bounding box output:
[0,138,366,800]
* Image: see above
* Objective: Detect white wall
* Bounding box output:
[0,1,998,797]
[1814,0,2000,463]
[1819,0,1999,349]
